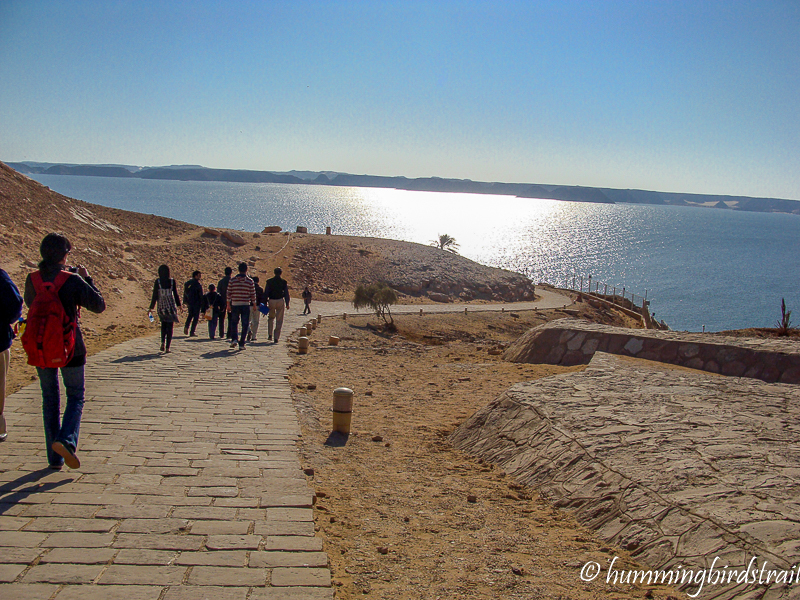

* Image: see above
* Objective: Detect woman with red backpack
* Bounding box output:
[23,233,105,470]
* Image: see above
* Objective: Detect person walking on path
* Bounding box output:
[302,286,312,315]
[266,267,290,344]
[0,268,23,442]
[183,270,203,337]
[202,283,222,339]
[23,233,106,470]
[216,266,233,340]
[227,262,256,350]
[148,265,182,353]
[247,276,265,342]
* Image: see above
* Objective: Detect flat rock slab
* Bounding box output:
[452,352,800,599]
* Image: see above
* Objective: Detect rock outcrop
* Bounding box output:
[291,235,536,302]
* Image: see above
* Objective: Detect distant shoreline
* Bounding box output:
[8,160,800,216]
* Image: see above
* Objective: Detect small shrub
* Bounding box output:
[777,298,793,336]
[353,282,398,328]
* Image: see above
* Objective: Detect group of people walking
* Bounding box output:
[0,232,315,472]
[148,262,298,353]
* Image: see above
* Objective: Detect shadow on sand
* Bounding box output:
[324,431,349,447]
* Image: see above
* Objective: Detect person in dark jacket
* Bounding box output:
[182,270,203,337]
[24,233,105,470]
[265,267,291,344]
[1,268,23,442]
[202,283,222,339]
[216,266,233,340]
[148,264,182,353]
[302,286,312,315]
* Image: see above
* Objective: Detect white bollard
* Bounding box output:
[332,387,354,434]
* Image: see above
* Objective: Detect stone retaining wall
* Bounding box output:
[451,353,800,599]
[504,319,800,384]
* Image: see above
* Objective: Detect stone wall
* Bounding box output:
[504,319,800,384]
[451,352,800,599]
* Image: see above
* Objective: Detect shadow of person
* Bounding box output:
[111,354,162,363]
[200,350,239,359]
[0,469,73,515]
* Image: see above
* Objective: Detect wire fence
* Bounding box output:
[565,274,650,312]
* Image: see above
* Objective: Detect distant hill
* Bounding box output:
[7,160,800,215]
[43,165,134,178]
[136,167,304,184]
[519,185,613,203]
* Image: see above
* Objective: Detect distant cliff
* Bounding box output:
[7,161,800,216]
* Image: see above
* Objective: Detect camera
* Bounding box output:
[68,266,78,273]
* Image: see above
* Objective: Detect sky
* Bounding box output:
[1,0,798,200]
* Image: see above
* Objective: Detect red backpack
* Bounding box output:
[21,271,76,368]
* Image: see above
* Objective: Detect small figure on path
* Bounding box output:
[266,267,290,343]
[183,270,203,336]
[248,275,265,342]
[202,283,222,339]
[302,285,312,315]
[0,268,23,442]
[216,266,233,340]
[227,262,256,350]
[148,264,182,353]
[23,233,106,470]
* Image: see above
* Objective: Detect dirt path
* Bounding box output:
[287,306,677,599]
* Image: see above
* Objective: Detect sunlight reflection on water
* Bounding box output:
[28,175,800,332]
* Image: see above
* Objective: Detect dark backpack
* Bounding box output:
[21,271,76,368]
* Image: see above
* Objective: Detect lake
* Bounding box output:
[28,173,800,333]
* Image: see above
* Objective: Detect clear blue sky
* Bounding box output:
[1,0,798,199]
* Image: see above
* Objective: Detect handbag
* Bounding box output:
[156,279,179,323]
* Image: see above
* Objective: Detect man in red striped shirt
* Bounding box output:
[226,262,256,350]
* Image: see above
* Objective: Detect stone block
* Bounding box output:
[271,567,331,587]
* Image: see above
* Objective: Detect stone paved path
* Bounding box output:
[0,291,570,599]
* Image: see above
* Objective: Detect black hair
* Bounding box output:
[192,270,201,278]
[224,266,233,276]
[39,233,71,268]
[208,284,216,292]
[157,264,171,287]
[238,262,248,273]
[252,276,259,283]
[274,267,282,276]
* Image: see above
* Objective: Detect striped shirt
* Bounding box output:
[226,274,256,306]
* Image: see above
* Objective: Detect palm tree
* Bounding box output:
[432,233,459,254]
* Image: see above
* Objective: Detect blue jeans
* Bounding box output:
[36,366,85,466]
[229,305,251,347]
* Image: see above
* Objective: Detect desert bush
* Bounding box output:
[353,282,398,327]
[777,298,793,336]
